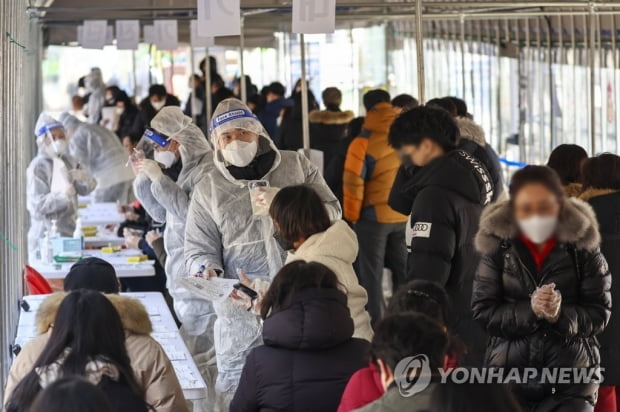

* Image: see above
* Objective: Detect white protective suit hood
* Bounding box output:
[59,112,134,199]
[34,113,65,157]
[149,106,212,170]
[85,70,105,92]
[209,98,281,186]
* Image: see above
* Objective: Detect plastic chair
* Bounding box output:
[24,265,53,295]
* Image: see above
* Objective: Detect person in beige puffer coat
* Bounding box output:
[239,185,373,341]
[4,293,188,412]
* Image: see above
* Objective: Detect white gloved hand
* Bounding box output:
[230,269,263,314]
[542,289,562,324]
[531,284,561,323]
[68,169,88,183]
[255,187,280,209]
[65,184,77,198]
[139,159,164,181]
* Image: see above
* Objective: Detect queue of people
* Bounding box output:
[18,68,620,412]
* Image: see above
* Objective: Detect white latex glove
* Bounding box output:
[542,289,562,324]
[139,159,163,181]
[68,169,89,183]
[255,187,280,209]
[65,184,77,198]
[124,235,141,250]
[145,230,162,248]
[230,268,263,314]
[531,284,561,323]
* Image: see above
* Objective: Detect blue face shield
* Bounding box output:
[36,122,64,139]
[143,128,171,148]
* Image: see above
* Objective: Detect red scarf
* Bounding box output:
[519,234,557,272]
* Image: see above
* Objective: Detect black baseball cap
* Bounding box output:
[64,257,120,294]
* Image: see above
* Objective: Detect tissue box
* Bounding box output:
[51,237,83,256]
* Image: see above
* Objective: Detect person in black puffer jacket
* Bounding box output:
[308,87,354,172]
[230,261,369,412]
[473,166,611,411]
[579,154,620,410]
[387,106,495,367]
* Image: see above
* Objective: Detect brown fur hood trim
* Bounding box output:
[475,197,601,254]
[579,188,620,202]
[309,109,354,125]
[36,293,153,335]
[564,182,583,198]
[455,116,486,147]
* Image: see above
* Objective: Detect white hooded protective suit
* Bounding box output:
[84,69,105,125]
[184,98,341,409]
[131,107,216,408]
[60,113,135,203]
[27,113,97,253]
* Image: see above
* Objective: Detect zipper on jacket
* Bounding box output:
[514,254,539,292]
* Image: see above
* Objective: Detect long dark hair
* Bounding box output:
[29,376,112,412]
[7,290,146,412]
[260,260,342,319]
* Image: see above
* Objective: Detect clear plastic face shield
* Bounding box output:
[131,128,180,169]
[37,123,67,156]
[210,108,263,167]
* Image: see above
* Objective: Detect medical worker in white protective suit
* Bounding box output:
[60,113,135,203]
[84,68,105,124]
[184,98,341,409]
[131,107,215,406]
[27,114,97,254]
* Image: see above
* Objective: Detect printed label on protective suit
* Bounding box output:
[412,222,432,239]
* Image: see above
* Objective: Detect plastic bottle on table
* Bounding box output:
[73,217,84,249]
[40,231,53,264]
[50,219,59,238]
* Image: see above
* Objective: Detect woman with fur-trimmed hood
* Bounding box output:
[472,166,611,411]
[5,292,188,412]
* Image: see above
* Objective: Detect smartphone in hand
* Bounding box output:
[233,283,258,300]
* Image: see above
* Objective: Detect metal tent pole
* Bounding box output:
[589,4,597,153]
[416,0,425,103]
[300,33,310,151]
[205,47,212,128]
[240,16,247,103]
[189,44,197,124]
[460,14,466,98]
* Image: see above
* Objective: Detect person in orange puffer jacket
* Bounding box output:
[343,89,408,324]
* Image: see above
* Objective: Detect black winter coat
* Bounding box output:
[389,147,495,367]
[324,117,364,205]
[230,288,369,412]
[116,103,139,139]
[580,188,620,385]
[130,95,181,140]
[472,198,611,408]
[308,109,354,171]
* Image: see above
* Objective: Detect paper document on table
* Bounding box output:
[176,277,238,301]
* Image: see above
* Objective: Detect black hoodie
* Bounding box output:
[399,147,494,367]
[230,288,369,412]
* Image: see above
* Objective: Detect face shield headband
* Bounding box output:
[36,122,64,139]
[209,108,257,135]
[142,128,171,148]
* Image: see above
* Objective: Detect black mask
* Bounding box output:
[273,231,295,251]
[400,152,414,169]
